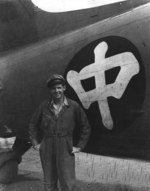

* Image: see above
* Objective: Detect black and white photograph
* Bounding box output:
[0,0,150,190]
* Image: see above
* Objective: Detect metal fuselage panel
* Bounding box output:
[0,2,150,159]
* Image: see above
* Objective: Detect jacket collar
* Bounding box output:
[50,96,69,107]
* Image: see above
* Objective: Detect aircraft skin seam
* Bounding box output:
[0,3,150,69]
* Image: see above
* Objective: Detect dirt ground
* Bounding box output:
[1,148,150,191]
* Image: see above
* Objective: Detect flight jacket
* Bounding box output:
[29,97,91,150]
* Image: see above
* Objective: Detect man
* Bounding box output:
[29,74,91,191]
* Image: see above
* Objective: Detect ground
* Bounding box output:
[1,148,150,191]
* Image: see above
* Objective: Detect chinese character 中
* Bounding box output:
[67,41,139,130]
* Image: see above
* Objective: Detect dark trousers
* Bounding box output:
[40,136,76,191]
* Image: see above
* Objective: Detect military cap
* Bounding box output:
[47,74,66,88]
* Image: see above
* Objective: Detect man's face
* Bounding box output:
[50,84,66,100]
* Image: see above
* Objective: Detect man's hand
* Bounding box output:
[72,147,81,154]
[32,144,40,151]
